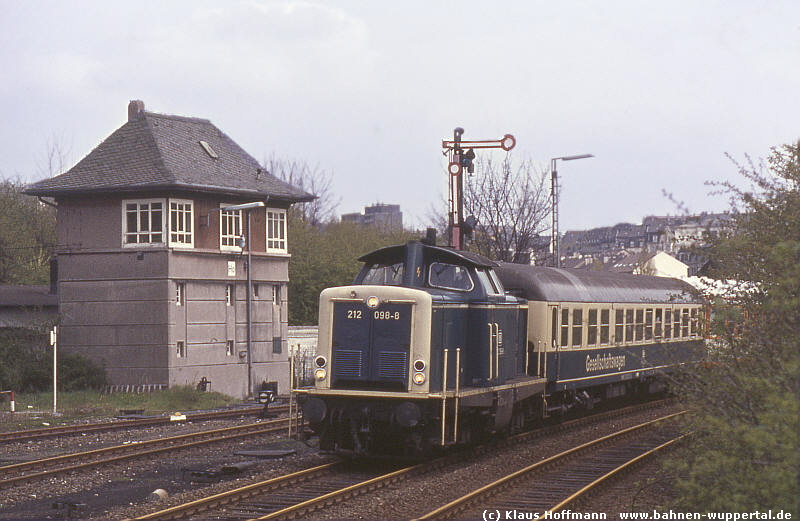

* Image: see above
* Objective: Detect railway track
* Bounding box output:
[126,400,676,521]
[0,405,281,443]
[127,460,421,521]
[414,411,687,520]
[0,417,290,489]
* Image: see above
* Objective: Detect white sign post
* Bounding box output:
[50,326,57,415]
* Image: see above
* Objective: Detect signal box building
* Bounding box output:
[25,101,312,398]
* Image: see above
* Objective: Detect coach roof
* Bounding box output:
[495,263,701,304]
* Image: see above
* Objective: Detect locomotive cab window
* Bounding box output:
[362,262,404,286]
[476,269,504,295]
[429,262,473,291]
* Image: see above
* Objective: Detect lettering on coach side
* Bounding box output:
[585,353,626,372]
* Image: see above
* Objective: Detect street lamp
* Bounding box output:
[550,154,594,268]
[221,201,266,398]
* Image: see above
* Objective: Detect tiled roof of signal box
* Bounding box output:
[25,102,313,203]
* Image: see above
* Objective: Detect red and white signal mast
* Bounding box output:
[441,128,516,250]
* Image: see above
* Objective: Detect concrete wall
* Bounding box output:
[54,194,294,398]
[57,251,171,386]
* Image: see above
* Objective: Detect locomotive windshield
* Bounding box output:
[428,262,474,291]
[362,262,404,285]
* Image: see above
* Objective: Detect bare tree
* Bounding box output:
[263,154,340,226]
[36,133,72,179]
[463,156,551,263]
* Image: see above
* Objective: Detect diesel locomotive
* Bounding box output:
[296,240,704,456]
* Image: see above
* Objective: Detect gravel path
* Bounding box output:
[0,415,332,520]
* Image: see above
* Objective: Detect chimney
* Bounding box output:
[128,100,145,121]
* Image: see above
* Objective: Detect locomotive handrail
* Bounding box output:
[441,348,449,446]
[454,347,461,444]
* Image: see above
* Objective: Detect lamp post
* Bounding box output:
[550,154,594,268]
[221,201,265,398]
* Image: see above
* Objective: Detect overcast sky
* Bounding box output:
[2,1,798,232]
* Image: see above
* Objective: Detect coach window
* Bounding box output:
[587,309,598,346]
[615,310,624,344]
[645,309,653,341]
[635,309,644,342]
[600,309,610,345]
[664,310,672,340]
[572,309,583,347]
[673,309,681,338]
[681,308,690,337]
[655,309,663,340]
[561,308,570,347]
[625,309,634,344]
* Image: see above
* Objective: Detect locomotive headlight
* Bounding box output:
[413,372,426,385]
[314,368,327,381]
[413,359,426,372]
[314,355,327,368]
[366,296,379,308]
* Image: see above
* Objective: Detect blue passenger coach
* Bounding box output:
[298,241,704,456]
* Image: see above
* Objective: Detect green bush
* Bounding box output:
[0,329,106,392]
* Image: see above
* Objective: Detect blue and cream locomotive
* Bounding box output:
[298,240,704,455]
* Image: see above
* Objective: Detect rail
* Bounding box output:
[414,411,686,520]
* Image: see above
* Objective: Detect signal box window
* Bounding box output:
[220,205,242,251]
[362,262,404,286]
[429,263,473,291]
[176,282,185,306]
[124,200,164,244]
[169,200,193,247]
[266,209,287,253]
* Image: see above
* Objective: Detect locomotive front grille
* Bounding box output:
[333,350,363,378]
[377,351,409,379]
[330,301,413,390]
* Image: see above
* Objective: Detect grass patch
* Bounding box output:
[0,386,241,431]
